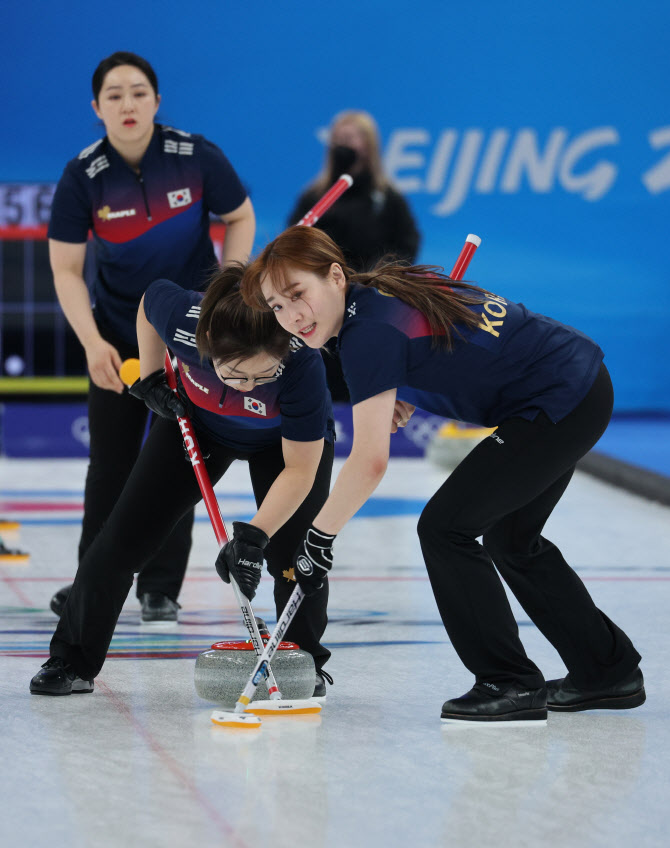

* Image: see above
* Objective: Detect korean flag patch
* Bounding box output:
[244,397,267,416]
[167,187,192,209]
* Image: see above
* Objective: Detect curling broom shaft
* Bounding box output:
[450,234,481,281]
[164,352,229,546]
[234,583,306,712]
[297,174,353,227]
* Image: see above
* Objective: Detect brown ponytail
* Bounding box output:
[241,227,487,349]
[195,262,291,364]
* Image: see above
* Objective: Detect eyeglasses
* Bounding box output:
[212,358,282,387]
[220,374,279,387]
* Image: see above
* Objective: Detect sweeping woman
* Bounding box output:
[240,225,644,725]
[30,265,334,696]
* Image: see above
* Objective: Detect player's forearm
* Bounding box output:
[250,465,317,539]
[221,207,256,266]
[313,451,388,535]
[52,271,101,350]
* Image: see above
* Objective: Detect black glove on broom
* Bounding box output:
[215,521,269,601]
[294,524,335,595]
[129,370,186,419]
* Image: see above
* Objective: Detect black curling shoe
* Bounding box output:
[546,666,645,712]
[313,669,333,700]
[50,583,72,617]
[440,682,547,726]
[30,657,94,695]
[140,592,180,623]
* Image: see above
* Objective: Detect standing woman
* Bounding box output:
[29,265,334,696]
[241,225,645,725]
[48,51,255,623]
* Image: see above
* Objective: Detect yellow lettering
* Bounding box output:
[484,291,507,305]
[478,312,504,337]
[484,301,507,317]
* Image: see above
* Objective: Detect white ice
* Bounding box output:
[1,457,669,848]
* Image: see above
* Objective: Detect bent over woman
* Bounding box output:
[240,225,644,726]
[30,265,334,698]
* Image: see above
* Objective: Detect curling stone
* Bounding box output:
[426,420,496,470]
[194,639,315,708]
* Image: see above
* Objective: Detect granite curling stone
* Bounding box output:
[194,639,316,708]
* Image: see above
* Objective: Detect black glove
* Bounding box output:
[293,524,335,596]
[128,369,186,419]
[215,521,269,601]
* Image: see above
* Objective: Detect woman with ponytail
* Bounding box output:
[30,265,335,698]
[241,225,644,726]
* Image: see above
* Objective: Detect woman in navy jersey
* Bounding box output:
[48,51,255,623]
[240,225,645,726]
[30,264,336,696]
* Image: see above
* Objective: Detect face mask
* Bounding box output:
[330,145,358,174]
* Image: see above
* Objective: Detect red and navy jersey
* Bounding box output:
[144,280,334,452]
[48,124,248,344]
[338,284,604,427]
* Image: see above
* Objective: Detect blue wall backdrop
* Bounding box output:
[3,0,669,410]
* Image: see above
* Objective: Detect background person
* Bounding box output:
[287,110,421,401]
[47,51,255,623]
[241,225,644,725]
[288,110,420,270]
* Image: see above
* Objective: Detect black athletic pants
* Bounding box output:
[51,415,334,679]
[81,322,194,601]
[417,363,641,690]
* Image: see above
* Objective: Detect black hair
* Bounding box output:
[196,263,292,364]
[92,51,159,102]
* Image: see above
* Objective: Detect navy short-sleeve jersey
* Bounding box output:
[144,280,334,451]
[338,284,604,426]
[48,125,248,344]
